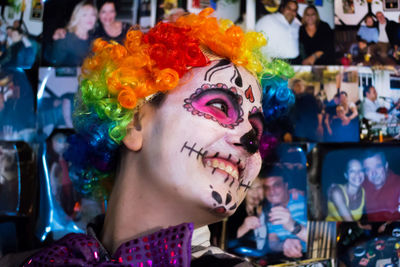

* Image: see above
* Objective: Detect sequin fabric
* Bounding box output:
[24,222,193,267]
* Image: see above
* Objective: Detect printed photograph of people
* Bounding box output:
[0,0,42,70]
[359,67,400,142]
[39,130,105,240]
[42,0,134,67]
[225,145,308,264]
[0,69,36,143]
[37,67,80,138]
[0,143,18,213]
[335,0,400,66]
[337,221,400,266]
[310,144,400,222]
[275,66,359,142]
[256,0,334,65]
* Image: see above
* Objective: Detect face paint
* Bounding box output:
[210,185,237,214]
[183,83,244,129]
[141,62,262,222]
[245,85,254,103]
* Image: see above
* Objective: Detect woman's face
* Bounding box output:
[99,2,116,26]
[78,5,97,31]
[345,159,364,187]
[365,16,374,27]
[139,60,263,223]
[303,7,318,26]
[246,178,264,207]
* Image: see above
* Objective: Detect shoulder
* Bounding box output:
[319,21,332,31]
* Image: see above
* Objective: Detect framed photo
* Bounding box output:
[30,0,44,20]
[308,143,400,222]
[383,0,399,11]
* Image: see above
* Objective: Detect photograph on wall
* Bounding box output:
[156,0,188,23]
[255,2,335,65]
[0,69,36,143]
[36,129,105,241]
[359,67,400,142]
[337,221,400,267]
[30,0,44,20]
[220,144,309,265]
[42,0,135,67]
[334,0,400,66]
[0,0,42,69]
[271,66,359,143]
[0,141,35,215]
[37,67,79,139]
[308,143,400,223]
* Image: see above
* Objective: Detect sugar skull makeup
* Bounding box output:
[138,60,263,222]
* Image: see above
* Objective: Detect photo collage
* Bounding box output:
[0,0,399,265]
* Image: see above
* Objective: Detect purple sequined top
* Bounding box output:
[24,222,194,267]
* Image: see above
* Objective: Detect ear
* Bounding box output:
[122,113,143,152]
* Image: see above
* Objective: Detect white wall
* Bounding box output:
[335,0,400,25]
[187,0,240,22]
[3,0,43,36]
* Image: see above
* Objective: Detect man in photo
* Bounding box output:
[362,150,400,221]
[361,85,400,123]
[373,11,398,65]
[260,166,307,258]
[256,0,300,63]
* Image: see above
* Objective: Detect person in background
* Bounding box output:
[290,79,324,141]
[53,0,131,45]
[46,1,97,66]
[299,5,334,65]
[92,0,131,43]
[327,158,365,221]
[362,150,400,221]
[227,178,268,252]
[256,0,301,63]
[373,11,397,65]
[260,166,307,259]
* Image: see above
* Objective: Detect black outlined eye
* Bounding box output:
[206,99,229,116]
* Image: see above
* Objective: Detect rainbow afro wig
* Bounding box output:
[65,8,295,199]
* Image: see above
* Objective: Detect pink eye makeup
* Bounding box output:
[183,83,244,129]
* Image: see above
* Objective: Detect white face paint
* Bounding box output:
[138,60,263,220]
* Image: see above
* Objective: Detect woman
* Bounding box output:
[92,0,131,43]
[22,8,294,266]
[227,178,267,252]
[339,91,358,120]
[299,5,334,65]
[47,1,97,66]
[327,158,365,221]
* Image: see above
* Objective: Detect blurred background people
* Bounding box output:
[92,0,131,43]
[227,178,267,252]
[327,158,365,221]
[261,166,307,259]
[46,1,97,66]
[299,5,334,65]
[256,0,300,63]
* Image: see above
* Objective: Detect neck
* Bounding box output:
[74,27,89,39]
[100,151,213,254]
[346,183,359,196]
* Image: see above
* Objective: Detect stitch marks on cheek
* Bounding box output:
[180,141,208,163]
[183,83,244,129]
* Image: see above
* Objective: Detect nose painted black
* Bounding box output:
[239,129,259,154]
